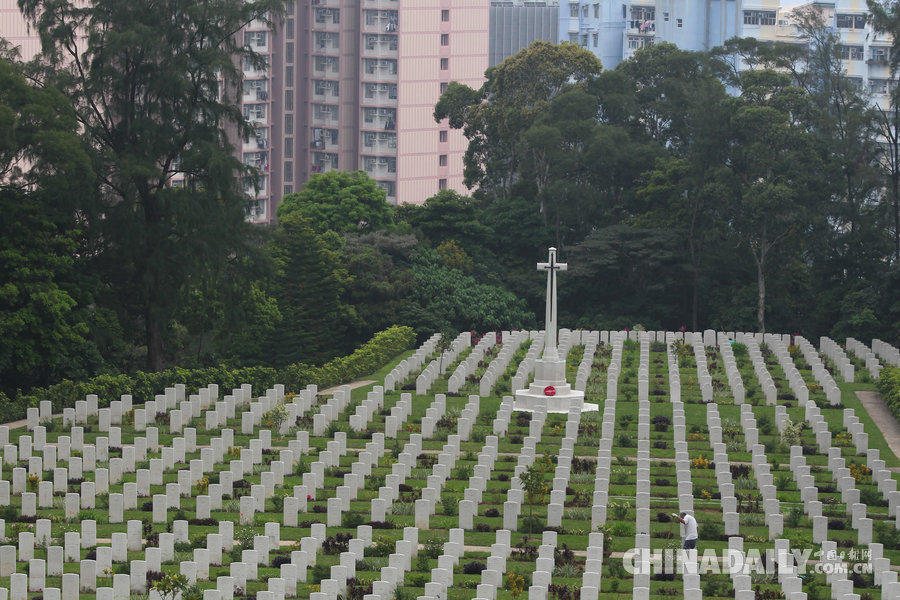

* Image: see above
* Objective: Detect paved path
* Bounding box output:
[855,391,900,465]
[320,380,376,395]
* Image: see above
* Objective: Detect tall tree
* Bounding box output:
[434,41,602,197]
[868,0,900,261]
[278,170,394,234]
[723,69,824,333]
[0,55,103,395]
[19,0,285,370]
[267,214,349,366]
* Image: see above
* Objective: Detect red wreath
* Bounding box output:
[544,385,556,396]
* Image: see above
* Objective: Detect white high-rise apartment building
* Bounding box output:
[559,0,895,106]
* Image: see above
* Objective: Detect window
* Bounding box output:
[286,18,294,38]
[439,154,448,166]
[836,14,866,29]
[869,78,890,94]
[594,3,599,18]
[743,10,775,25]
[676,18,682,28]
[839,45,864,61]
[285,114,293,135]
[285,90,293,110]
[242,55,268,71]
[441,33,449,46]
[439,130,448,142]
[627,35,652,50]
[285,140,293,158]
[593,33,598,47]
[243,79,268,99]
[582,5,588,17]
[664,11,669,22]
[286,65,293,81]
[629,6,655,32]
[439,179,448,190]
[243,103,267,121]
[244,31,267,48]
[871,46,890,63]
[440,82,448,93]
[316,7,340,24]
[284,161,293,181]
[570,5,578,17]
[286,42,294,63]
[441,9,449,21]
[440,57,448,70]
[284,185,293,195]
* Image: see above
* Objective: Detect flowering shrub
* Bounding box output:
[849,463,871,484]
[691,455,713,469]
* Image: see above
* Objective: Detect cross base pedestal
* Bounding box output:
[513,358,595,413]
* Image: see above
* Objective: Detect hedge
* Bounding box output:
[0,325,415,424]
[878,366,900,421]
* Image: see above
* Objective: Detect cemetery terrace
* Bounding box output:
[0,330,897,600]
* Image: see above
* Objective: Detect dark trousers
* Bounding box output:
[683,538,697,550]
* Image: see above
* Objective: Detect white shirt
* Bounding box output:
[683,514,698,540]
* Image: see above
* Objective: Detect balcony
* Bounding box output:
[313,80,340,102]
[313,7,340,31]
[243,174,268,198]
[362,34,398,57]
[242,85,269,104]
[313,32,340,55]
[361,131,397,154]
[311,152,339,173]
[361,107,396,131]
[312,104,339,127]
[362,58,398,81]
[246,199,267,222]
[243,151,270,171]
[362,82,398,105]
[363,9,398,33]
[363,156,397,178]
[363,0,398,7]
[376,180,396,203]
[627,19,655,34]
[242,103,268,125]
[313,56,340,77]
[310,128,339,152]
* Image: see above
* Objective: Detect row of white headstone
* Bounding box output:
[446,333,496,395]
[416,333,471,396]
[384,333,442,392]
[478,331,528,397]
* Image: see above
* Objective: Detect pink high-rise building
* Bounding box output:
[1,0,490,220]
[299,0,488,207]
[1,0,40,59]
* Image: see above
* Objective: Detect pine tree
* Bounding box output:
[267,214,346,366]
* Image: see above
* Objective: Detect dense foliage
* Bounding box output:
[1,0,897,400]
[0,325,415,422]
[879,367,900,420]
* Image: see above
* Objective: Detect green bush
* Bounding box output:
[0,325,415,423]
[878,367,900,421]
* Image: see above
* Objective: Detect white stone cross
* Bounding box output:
[537,247,566,362]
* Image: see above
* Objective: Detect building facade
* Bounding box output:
[295,0,488,215]
[490,1,559,66]
[559,0,895,102]
[1,0,489,223]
